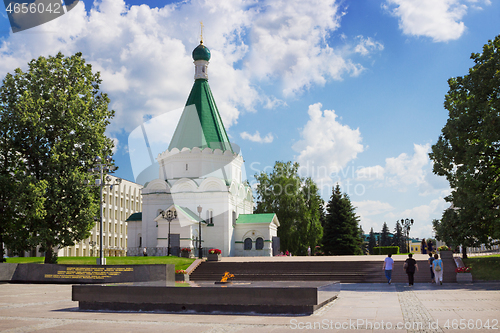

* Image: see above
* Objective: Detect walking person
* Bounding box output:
[433,253,443,285]
[404,253,418,286]
[428,253,435,283]
[383,253,394,284]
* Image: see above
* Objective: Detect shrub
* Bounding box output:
[373,246,400,255]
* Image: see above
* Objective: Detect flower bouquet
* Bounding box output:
[180,247,191,258]
[207,248,221,261]
[455,267,471,273]
[437,245,451,251]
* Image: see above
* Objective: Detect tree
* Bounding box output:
[322,184,363,255]
[430,35,500,251]
[393,220,404,253]
[254,161,323,256]
[380,222,391,247]
[0,52,115,263]
[368,228,377,254]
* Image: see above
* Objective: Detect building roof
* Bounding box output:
[168,44,232,153]
[126,212,142,222]
[236,213,276,224]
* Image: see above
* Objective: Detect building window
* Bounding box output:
[244,238,252,250]
[256,237,264,250]
[232,211,236,227]
[207,210,213,225]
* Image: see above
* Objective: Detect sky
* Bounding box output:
[1,0,499,239]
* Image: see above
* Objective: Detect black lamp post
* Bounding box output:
[160,208,177,256]
[85,155,120,265]
[197,205,203,259]
[401,218,414,253]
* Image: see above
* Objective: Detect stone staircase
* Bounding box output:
[189,258,457,283]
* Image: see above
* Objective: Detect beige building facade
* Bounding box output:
[58,176,143,257]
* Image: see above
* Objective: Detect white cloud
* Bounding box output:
[353,200,395,233]
[293,103,364,184]
[0,0,383,146]
[240,131,274,143]
[384,0,468,42]
[385,143,430,187]
[356,165,385,181]
[354,36,384,56]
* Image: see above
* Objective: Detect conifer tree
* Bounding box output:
[368,228,377,254]
[380,222,391,246]
[393,220,404,253]
[322,184,362,255]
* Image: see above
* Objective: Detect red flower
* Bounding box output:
[455,267,471,273]
[209,249,221,254]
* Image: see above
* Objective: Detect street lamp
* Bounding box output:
[401,218,414,253]
[197,205,203,259]
[160,208,177,256]
[85,155,120,265]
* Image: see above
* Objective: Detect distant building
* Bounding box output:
[58,176,143,257]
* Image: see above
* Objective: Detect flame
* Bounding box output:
[220,271,234,282]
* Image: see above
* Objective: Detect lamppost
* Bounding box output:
[85,155,120,265]
[160,208,177,256]
[401,218,414,253]
[197,205,203,259]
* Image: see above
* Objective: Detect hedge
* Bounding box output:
[373,246,399,255]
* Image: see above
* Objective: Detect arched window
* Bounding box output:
[244,238,252,250]
[256,237,264,250]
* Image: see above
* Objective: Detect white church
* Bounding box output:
[127,41,279,257]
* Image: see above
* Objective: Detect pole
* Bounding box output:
[99,164,104,265]
[168,220,171,256]
[198,206,202,259]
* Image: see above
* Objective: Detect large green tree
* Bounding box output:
[429,35,500,251]
[254,161,323,256]
[322,184,363,255]
[0,52,115,263]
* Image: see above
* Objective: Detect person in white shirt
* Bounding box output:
[383,253,394,284]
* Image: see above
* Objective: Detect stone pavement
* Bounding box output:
[1,281,499,332]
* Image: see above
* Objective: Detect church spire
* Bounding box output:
[167,41,232,153]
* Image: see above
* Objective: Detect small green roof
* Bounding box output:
[236,213,276,224]
[126,212,142,222]
[192,43,211,61]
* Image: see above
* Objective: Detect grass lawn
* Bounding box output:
[463,255,500,281]
[5,256,196,271]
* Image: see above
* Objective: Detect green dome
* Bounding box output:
[192,43,211,61]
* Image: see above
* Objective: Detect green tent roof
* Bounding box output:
[126,212,142,222]
[236,213,276,224]
[168,79,232,152]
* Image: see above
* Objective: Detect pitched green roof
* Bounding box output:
[126,212,142,222]
[168,79,232,152]
[236,213,276,224]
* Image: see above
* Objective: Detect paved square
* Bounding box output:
[1,282,498,332]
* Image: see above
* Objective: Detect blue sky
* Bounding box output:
[1,0,499,239]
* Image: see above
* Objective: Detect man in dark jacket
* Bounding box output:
[404,253,419,286]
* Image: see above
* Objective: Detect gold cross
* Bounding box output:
[200,21,204,44]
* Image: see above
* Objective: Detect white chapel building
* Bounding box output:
[127,41,279,257]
